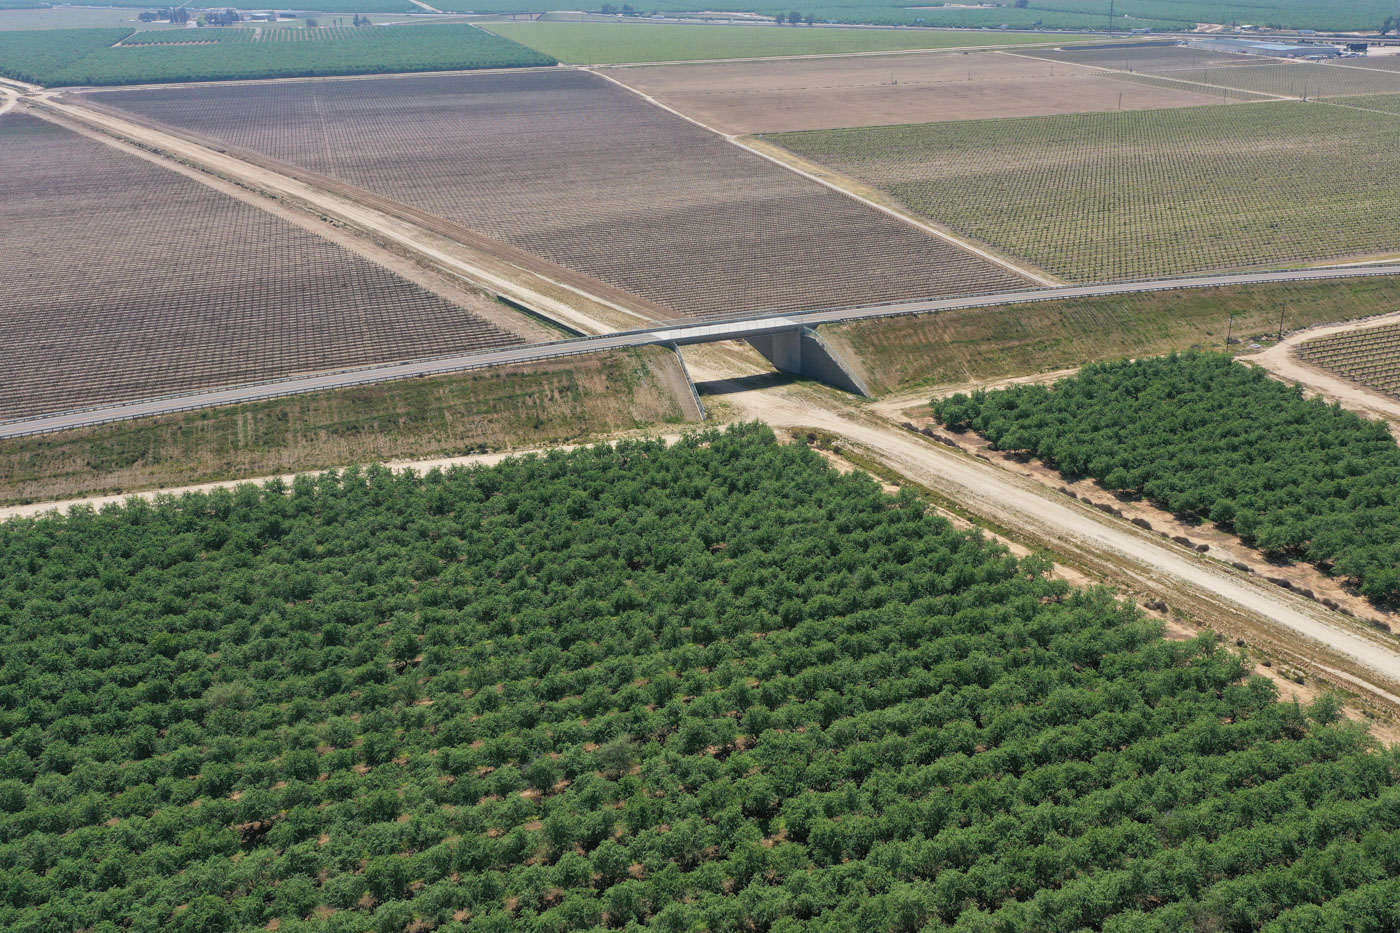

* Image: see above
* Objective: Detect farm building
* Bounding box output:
[1185,37,1340,58]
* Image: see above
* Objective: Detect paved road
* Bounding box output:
[7,263,1400,438]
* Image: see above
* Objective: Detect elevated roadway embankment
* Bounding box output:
[8,263,1400,438]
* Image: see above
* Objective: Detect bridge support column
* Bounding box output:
[746,327,871,397]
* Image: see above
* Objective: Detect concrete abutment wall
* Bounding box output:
[746,327,871,396]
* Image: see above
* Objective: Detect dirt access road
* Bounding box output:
[1250,310,1400,433]
[685,344,1400,712]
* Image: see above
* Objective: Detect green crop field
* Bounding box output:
[1298,322,1400,399]
[0,23,552,85]
[0,27,130,83]
[771,101,1400,283]
[1012,0,1400,31]
[935,353,1400,602]
[431,0,1389,30]
[1,422,1398,932]
[1331,93,1400,115]
[476,0,1400,30]
[480,21,1068,64]
[0,8,176,31]
[465,2,1177,29]
[40,0,416,9]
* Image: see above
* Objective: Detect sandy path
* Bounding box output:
[684,346,1400,707]
[1249,310,1400,429]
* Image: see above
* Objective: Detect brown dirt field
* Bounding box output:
[0,111,527,420]
[85,70,1027,319]
[604,50,1229,134]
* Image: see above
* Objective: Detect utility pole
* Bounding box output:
[1107,0,1115,36]
[1277,302,1287,342]
[1225,309,1234,350]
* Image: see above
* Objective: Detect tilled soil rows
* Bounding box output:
[0,112,524,420]
[90,70,1027,319]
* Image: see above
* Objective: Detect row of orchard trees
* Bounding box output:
[0,424,1397,931]
[935,352,1400,604]
[0,24,555,87]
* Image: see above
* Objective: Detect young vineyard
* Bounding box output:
[0,424,1397,931]
[771,101,1400,282]
[933,353,1400,602]
[94,70,1025,319]
[0,113,525,420]
[1029,46,1400,101]
[0,23,553,85]
[1297,322,1400,399]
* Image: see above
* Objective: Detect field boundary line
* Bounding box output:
[53,63,563,94]
[586,66,1061,288]
[579,39,1084,70]
[1309,97,1400,119]
[1000,49,1296,100]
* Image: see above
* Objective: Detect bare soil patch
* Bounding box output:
[606,50,1229,134]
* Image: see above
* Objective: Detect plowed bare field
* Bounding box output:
[0,112,524,420]
[605,50,1232,134]
[89,70,1026,319]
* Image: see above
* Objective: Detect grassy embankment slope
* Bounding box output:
[0,348,697,506]
[821,278,1400,394]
